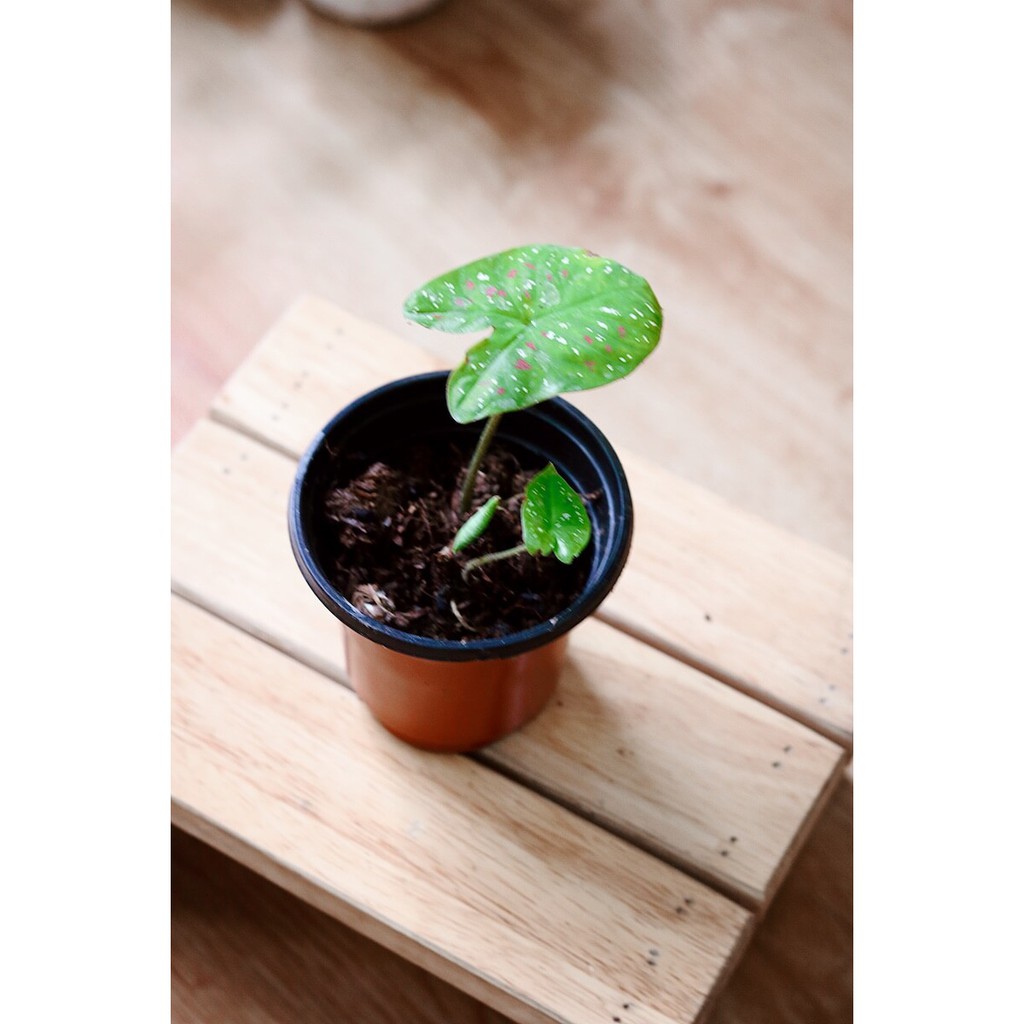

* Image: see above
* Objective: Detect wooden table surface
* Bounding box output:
[171,0,852,1020]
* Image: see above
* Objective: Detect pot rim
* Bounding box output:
[288,371,633,662]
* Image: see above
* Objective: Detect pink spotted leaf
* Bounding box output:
[403,244,663,423]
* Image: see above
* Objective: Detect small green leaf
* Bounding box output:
[452,495,501,552]
[403,244,663,424]
[521,464,591,565]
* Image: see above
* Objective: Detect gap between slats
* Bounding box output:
[170,801,564,1024]
[172,593,755,1024]
[172,585,762,911]
[597,610,851,749]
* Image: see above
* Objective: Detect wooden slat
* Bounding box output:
[173,761,853,1024]
[211,296,852,744]
[172,827,516,1024]
[171,409,344,680]
[210,297,442,457]
[172,594,752,1024]
[172,417,844,906]
[603,458,852,744]
[490,621,842,908]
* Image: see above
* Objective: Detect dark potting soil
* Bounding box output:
[316,440,592,641]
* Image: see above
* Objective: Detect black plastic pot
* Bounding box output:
[288,371,633,750]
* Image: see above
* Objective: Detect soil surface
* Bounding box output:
[316,440,591,641]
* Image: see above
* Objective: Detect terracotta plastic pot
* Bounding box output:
[288,372,633,752]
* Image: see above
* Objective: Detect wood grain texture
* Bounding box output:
[172,827,514,1024]
[489,623,844,909]
[172,594,752,1024]
[171,770,850,1024]
[209,297,852,744]
[707,770,852,1024]
[171,0,852,557]
[171,408,346,679]
[172,415,845,905]
[601,458,852,745]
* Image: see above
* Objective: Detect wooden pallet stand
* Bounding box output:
[171,296,852,1024]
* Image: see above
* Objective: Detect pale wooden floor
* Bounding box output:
[172,0,852,557]
[171,0,852,1018]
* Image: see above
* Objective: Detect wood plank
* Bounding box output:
[171,404,344,680]
[708,771,853,1024]
[172,826,515,1024]
[171,594,752,1024]
[209,296,441,457]
[489,623,843,908]
[210,297,852,744]
[172,417,844,906]
[602,458,852,745]
[173,761,852,1024]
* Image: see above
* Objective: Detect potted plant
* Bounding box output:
[289,244,662,751]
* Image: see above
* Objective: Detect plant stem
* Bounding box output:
[459,413,503,515]
[461,543,528,580]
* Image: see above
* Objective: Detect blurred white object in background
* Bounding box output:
[302,0,447,25]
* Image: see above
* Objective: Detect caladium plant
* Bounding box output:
[405,243,662,575]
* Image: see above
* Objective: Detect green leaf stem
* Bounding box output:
[451,496,501,553]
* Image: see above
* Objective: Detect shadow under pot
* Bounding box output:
[288,372,633,753]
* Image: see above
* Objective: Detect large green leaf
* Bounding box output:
[403,244,663,423]
[521,464,591,565]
